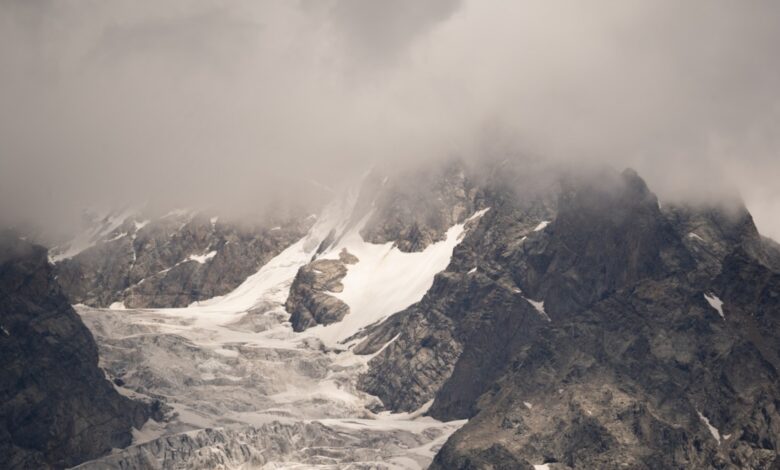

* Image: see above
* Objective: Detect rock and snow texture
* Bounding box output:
[72,421,461,470]
[296,208,489,346]
[188,250,217,264]
[53,209,314,308]
[75,298,464,469]
[73,192,475,469]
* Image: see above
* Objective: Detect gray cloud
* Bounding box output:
[1,1,779,239]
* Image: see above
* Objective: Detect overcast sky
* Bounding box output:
[1,1,779,239]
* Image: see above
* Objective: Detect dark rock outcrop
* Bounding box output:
[0,233,149,469]
[286,249,357,332]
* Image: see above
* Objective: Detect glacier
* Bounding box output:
[71,192,484,469]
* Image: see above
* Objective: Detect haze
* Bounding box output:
[1,1,778,239]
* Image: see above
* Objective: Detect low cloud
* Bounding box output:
[1,1,778,239]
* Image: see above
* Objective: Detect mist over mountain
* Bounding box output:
[2,2,780,470]
[1,0,780,240]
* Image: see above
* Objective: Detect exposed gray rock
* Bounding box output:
[433,271,780,469]
[663,199,772,282]
[360,160,477,252]
[286,249,357,332]
[355,164,780,469]
[0,233,150,470]
[356,165,558,413]
[55,211,313,308]
[357,307,464,412]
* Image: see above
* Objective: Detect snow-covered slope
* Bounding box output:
[73,187,481,469]
[307,208,489,345]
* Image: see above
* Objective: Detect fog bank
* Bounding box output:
[1,1,778,239]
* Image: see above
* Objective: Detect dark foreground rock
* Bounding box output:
[0,233,150,469]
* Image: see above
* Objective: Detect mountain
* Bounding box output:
[353,164,780,469]
[3,159,779,469]
[0,232,152,469]
[52,209,314,308]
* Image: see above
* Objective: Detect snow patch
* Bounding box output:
[688,232,705,242]
[109,302,126,310]
[525,298,551,322]
[534,465,550,470]
[704,293,725,319]
[524,401,533,409]
[698,411,721,442]
[467,267,477,274]
[134,220,150,231]
[533,220,550,232]
[188,251,217,264]
[308,208,489,345]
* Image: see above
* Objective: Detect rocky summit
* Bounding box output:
[1,160,779,469]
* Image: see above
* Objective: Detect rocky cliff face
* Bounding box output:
[0,233,150,469]
[352,165,780,469]
[286,248,357,331]
[360,160,477,252]
[54,211,313,308]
